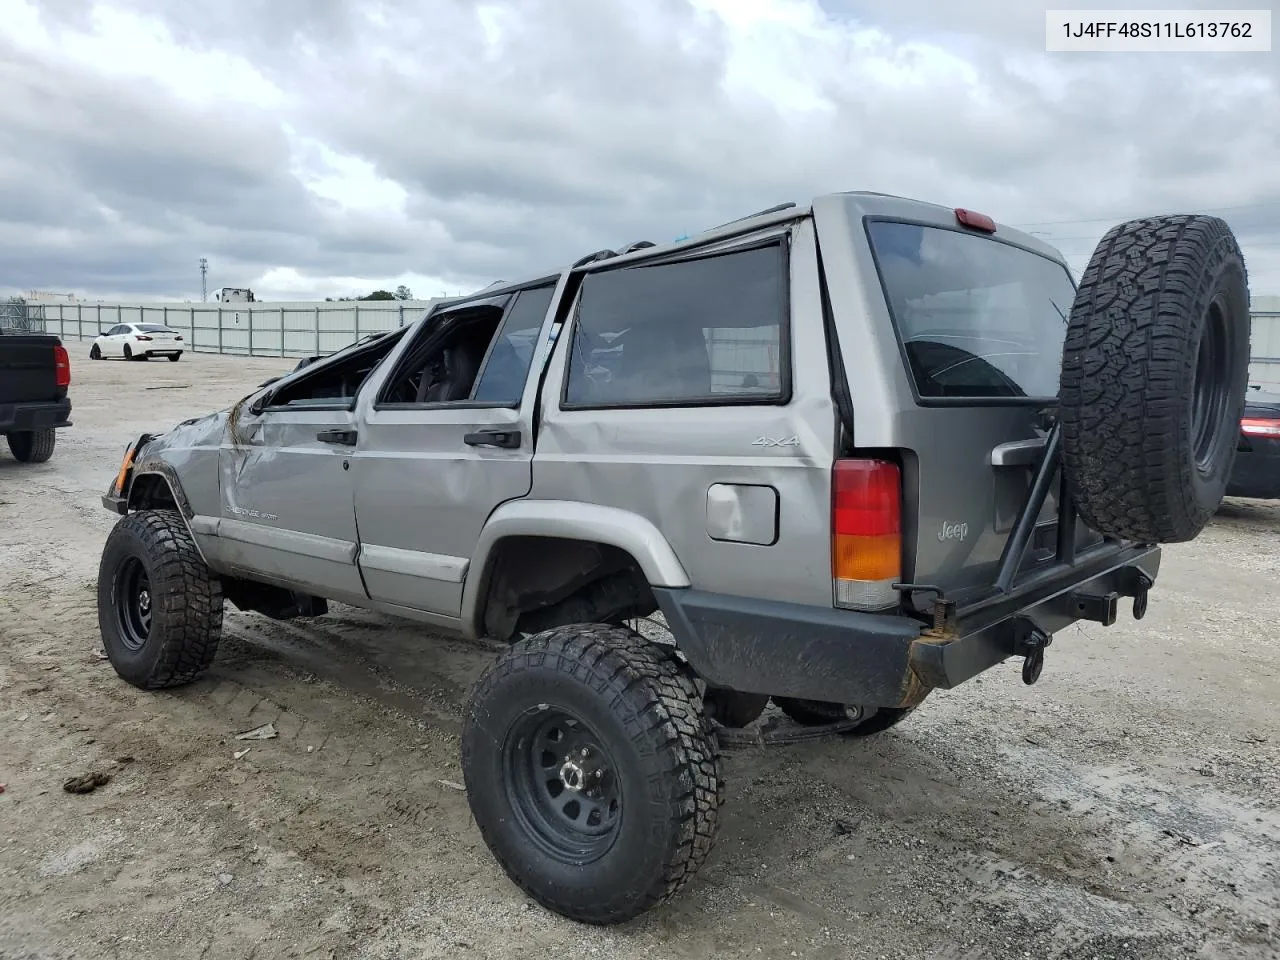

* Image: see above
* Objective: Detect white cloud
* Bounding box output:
[0,0,1277,302]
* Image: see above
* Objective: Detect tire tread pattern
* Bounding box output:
[1060,214,1250,543]
[6,428,56,463]
[100,510,224,688]
[463,623,721,924]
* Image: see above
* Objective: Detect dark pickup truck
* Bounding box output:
[0,332,72,463]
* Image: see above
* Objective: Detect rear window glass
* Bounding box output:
[563,243,788,408]
[137,325,175,333]
[867,221,1076,400]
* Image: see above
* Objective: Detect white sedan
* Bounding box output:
[89,323,185,361]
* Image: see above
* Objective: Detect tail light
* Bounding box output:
[53,344,71,387]
[1242,417,1280,438]
[175,335,184,341]
[136,335,153,341]
[832,458,901,610]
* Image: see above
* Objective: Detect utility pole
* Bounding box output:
[199,258,208,302]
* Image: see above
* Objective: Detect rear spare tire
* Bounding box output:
[1060,215,1251,543]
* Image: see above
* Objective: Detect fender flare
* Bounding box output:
[461,500,690,637]
[124,463,212,564]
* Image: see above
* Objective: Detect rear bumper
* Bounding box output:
[1226,438,1280,499]
[0,399,72,433]
[654,542,1160,708]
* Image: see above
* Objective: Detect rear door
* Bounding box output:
[350,281,560,619]
[814,194,1086,603]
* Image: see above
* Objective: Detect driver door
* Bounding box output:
[216,336,403,602]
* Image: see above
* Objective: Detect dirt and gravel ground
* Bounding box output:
[1,350,1278,960]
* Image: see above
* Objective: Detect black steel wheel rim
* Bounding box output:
[1191,297,1232,472]
[114,557,153,651]
[502,707,622,864]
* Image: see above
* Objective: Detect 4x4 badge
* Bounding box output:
[752,436,800,448]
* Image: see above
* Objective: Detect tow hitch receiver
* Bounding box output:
[1012,617,1052,685]
[1068,589,1120,626]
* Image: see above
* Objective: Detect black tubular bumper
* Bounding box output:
[654,541,1160,709]
[0,399,71,433]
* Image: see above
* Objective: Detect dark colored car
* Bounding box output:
[0,331,72,463]
[1226,387,1280,499]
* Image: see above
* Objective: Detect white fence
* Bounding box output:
[22,299,440,358]
[1249,296,1280,390]
[10,296,1280,388]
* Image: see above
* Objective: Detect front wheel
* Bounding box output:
[98,510,224,689]
[6,428,56,463]
[462,624,722,925]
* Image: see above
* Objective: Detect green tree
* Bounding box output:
[394,285,413,301]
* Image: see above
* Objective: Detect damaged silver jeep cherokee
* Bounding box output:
[97,193,1251,925]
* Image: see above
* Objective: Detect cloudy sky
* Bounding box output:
[1,0,1277,303]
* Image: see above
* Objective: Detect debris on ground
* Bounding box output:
[218,873,234,886]
[235,722,278,741]
[63,771,111,794]
[437,779,465,791]
[233,748,251,760]
[0,784,6,795]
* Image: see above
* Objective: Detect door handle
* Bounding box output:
[317,429,358,446]
[464,429,521,449]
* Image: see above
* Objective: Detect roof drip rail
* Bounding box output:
[618,240,656,253]
[572,249,618,268]
[704,202,797,233]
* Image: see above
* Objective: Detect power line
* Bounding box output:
[1011,200,1280,229]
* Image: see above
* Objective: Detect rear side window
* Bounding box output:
[472,284,556,404]
[867,220,1076,401]
[563,242,789,408]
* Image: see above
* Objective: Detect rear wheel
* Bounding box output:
[1060,215,1251,543]
[123,344,133,361]
[462,623,722,925]
[89,344,101,360]
[6,428,56,463]
[772,696,917,736]
[168,352,182,362]
[97,510,223,689]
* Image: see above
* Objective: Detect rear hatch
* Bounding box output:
[0,334,62,406]
[815,193,1098,610]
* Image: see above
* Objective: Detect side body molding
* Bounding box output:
[461,500,691,636]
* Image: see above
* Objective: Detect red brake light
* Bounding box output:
[832,459,901,610]
[955,208,996,233]
[53,344,71,387]
[136,335,153,341]
[1242,417,1280,438]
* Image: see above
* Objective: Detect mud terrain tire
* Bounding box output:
[98,510,224,689]
[462,623,722,925]
[1060,215,1251,543]
[6,428,56,463]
